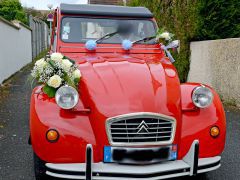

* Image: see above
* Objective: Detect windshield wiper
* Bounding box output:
[133,36,156,44]
[95,31,119,43]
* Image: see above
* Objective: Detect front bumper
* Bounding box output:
[45,141,221,180]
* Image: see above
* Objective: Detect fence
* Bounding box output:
[0,17,32,84]
[29,15,49,59]
[188,38,240,107]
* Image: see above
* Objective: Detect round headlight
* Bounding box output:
[192,86,213,108]
[55,86,79,109]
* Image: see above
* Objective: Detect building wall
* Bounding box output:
[0,17,32,84]
[188,38,240,106]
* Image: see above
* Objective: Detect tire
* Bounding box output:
[185,173,207,180]
[33,153,48,180]
[195,173,207,180]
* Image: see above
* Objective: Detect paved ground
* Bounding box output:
[0,65,240,180]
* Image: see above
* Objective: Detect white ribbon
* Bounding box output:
[161,45,176,63]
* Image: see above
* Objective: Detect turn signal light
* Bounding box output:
[210,126,220,138]
[46,129,59,143]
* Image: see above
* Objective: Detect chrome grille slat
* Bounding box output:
[112,136,171,139]
[111,122,171,125]
[106,112,176,146]
[111,131,172,135]
[111,126,172,130]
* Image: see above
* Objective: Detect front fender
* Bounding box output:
[179,83,226,159]
[30,86,99,163]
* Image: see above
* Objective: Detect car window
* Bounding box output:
[61,17,157,44]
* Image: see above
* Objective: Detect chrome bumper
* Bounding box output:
[45,141,221,180]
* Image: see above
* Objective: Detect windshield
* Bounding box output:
[61,17,157,44]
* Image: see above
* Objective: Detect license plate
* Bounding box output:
[104,145,177,164]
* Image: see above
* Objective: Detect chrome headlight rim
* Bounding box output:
[192,85,213,108]
[55,86,79,109]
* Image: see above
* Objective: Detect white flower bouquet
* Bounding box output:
[31,53,81,97]
[156,29,174,44]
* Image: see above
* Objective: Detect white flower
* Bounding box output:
[159,32,171,41]
[62,59,73,72]
[73,69,81,79]
[31,67,38,78]
[47,75,62,88]
[35,58,47,72]
[35,58,45,66]
[51,53,64,62]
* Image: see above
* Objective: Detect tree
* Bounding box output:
[24,7,51,27]
[0,0,27,24]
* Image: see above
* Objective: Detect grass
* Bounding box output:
[33,49,49,62]
[223,99,239,111]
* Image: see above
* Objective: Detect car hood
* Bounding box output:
[66,53,182,146]
[68,53,181,118]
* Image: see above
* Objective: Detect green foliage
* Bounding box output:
[24,7,43,18]
[0,0,27,24]
[74,77,80,87]
[128,0,240,82]
[24,7,51,27]
[63,72,76,89]
[43,85,57,98]
[196,0,240,40]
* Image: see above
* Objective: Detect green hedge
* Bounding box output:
[128,0,240,82]
[0,0,27,24]
[197,0,240,40]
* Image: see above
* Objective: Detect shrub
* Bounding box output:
[196,0,240,40]
[0,0,27,24]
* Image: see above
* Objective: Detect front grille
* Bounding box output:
[106,113,176,146]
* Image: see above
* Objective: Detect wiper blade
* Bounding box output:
[95,31,118,43]
[133,36,156,44]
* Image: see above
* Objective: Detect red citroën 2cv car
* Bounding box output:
[30,3,226,180]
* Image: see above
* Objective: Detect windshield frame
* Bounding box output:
[60,16,158,45]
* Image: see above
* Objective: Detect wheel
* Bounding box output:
[33,153,48,180]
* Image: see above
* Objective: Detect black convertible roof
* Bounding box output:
[60,4,153,18]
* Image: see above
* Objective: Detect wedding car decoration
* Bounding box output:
[31,52,81,98]
[155,29,178,63]
[156,29,174,44]
[85,40,97,50]
[122,39,133,50]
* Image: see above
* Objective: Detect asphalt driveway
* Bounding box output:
[0,65,239,180]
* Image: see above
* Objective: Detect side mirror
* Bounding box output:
[166,40,179,49]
